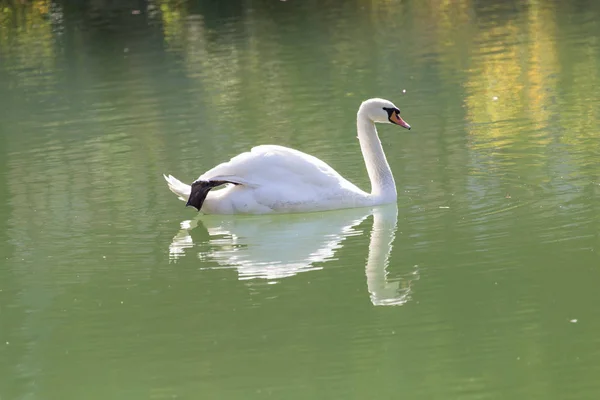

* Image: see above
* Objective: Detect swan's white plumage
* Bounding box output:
[200,145,345,188]
[197,145,369,214]
[198,145,358,190]
[163,98,410,214]
[164,174,191,201]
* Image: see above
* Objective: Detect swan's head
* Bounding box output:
[359,98,411,130]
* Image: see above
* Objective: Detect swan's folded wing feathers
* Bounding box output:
[199,144,348,189]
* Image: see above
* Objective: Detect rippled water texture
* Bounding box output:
[1,1,600,399]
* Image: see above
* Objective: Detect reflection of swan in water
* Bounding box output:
[169,204,419,305]
[364,205,418,306]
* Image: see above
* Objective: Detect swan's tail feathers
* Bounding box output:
[186,180,239,211]
[163,174,192,202]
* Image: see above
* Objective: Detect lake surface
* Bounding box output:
[1,0,600,399]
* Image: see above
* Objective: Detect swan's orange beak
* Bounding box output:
[390,113,411,130]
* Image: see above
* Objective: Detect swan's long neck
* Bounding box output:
[357,112,397,202]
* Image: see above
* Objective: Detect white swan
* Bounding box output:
[163,98,411,214]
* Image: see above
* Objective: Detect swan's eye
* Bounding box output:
[383,107,401,118]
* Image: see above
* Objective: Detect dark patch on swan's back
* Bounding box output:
[186,180,238,211]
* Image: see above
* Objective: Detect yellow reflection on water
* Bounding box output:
[159,0,186,50]
[1,0,57,90]
[566,37,600,146]
[463,19,524,148]
[525,0,558,138]
[462,0,565,154]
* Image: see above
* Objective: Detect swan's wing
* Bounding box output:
[198,145,352,189]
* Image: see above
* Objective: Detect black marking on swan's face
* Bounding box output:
[382,107,400,120]
[382,107,411,130]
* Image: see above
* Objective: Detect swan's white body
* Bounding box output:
[164,98,410,214]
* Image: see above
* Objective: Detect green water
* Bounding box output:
[1,0,600,399]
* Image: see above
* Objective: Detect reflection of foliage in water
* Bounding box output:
[1,1,56,91]
[1,0,599,212]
